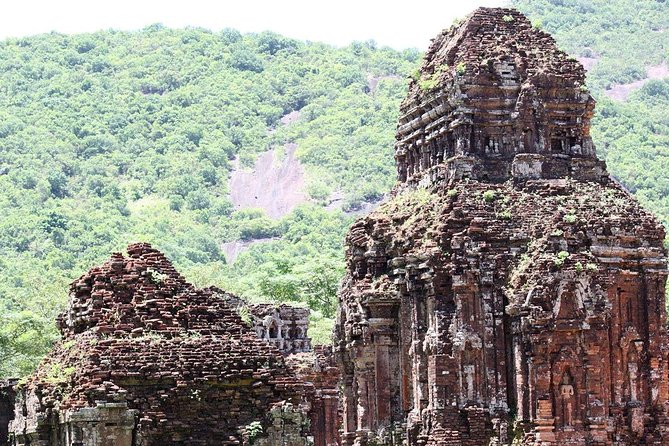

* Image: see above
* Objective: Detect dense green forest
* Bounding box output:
[1,0,668,378]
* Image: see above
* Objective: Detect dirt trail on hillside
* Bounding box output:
[229,143,308,219]
[605,62,669,101]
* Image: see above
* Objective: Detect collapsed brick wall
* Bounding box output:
[335,7,669,446]
[7,243,312,446]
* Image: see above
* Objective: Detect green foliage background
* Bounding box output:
[0,26,417,376]
[1,0,669,377]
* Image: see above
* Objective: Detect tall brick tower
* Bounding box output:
[335,7,669,446]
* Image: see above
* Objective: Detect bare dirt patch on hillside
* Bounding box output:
[229,143,308,219]
[280,110,301,125]
[605,62,669,101]
[221,237,278,264]
[578,56,599,72]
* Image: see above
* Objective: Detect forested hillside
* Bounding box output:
[0,27,417,376]
[1,0,669,378]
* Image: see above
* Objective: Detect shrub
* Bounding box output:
[418,77,439,92]
[45,363,76,384]
[563,214,577,224]
[246,421,264,444]
[146,268,168,285]
[554,251,570,267]
[483,190,496,203]
[499,210,512,220]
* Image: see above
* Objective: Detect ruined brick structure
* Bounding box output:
[335,7,669,446]
[219,296,314,355]
[2,243,326,446]
[287,346,342,446]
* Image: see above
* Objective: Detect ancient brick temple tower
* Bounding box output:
[335,7,669,446]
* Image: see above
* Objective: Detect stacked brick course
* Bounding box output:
[395,7,605,187]
[335,7,669,446]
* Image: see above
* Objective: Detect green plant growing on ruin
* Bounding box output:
[246,421,264,444]
[146,268,168,285]
[62,339,76,350]
[447,189,459,198]
[503,15,514,22]
[456,62,467,76]
[184,331,202,340]
[44,363,76,384]
[563,214,577,224]
[554,251,570,267]
[398,188,432,208]
[418,65,447,92]
[418,77,439,92]
[238,305,252,326]
[109,308,122,325]
[550,229,564,237]
[511,418,526,445]
[483,190,497,203]
[575,261,583,272]
[586,262,598,272]
[141,331,165,343]
[499,210,512,220]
